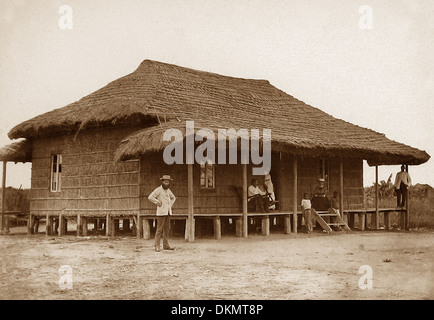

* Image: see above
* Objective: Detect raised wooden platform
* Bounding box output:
[11,207,408,238]
[343,208,407,231]
[1,211,29,234]
[137,211,302,239]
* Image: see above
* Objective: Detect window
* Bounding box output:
[200,160,215,189]
[51,154,62,192]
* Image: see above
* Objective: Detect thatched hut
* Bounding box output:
[0,60,430,238]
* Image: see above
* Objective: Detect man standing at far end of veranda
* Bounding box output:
[394,165,412,208]
[148,175,176,252]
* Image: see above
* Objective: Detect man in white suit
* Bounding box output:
[148,175,176,252]
[394,165,412,208]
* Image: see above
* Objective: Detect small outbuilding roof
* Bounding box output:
[0,140,32,163]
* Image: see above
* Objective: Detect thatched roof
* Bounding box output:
[0,140,32,163]
[8,60,430,166]
[114,120,429,166]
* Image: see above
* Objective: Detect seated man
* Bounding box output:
[248,179,269,213]
[329,191,342,231]
[311,178,330,211]
[330,191,340,215]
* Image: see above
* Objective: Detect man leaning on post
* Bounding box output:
[148,175,176,252]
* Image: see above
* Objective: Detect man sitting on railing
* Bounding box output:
[248,179,270,213]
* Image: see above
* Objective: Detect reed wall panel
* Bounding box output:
[30,126,142,216]
[31,178,49,189]
[140,152,245,214]
[30,129,364,217]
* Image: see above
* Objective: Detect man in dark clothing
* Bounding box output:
[394,165,412,208]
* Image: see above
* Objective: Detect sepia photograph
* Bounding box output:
[0,0,433,304]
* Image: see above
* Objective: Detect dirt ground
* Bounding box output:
[0,226,433,300]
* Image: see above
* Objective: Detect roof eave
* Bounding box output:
[114,126,431,166]
[0,139,32,163]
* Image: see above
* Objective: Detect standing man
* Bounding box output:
[301,193,313,233]
[394,165,412,208]
[148,175,176,252]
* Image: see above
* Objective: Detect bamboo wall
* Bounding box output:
[30,128,363,218]
[30,126,141,217]
[140,152,243,215]
[140,151,364,215]
[296,156,364,210]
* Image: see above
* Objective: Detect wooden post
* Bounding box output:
[280,152,292,234]
[405,164,410,230]
[187,163,195,242]
[186,218,196,239]
[106,214,114,237]
[1,161,6,233]
[46,214,52,236]
[136,214,141,239]
[82,217,88,236]
[384,211,391,230]
[400,210,406,230]
[339,158,344,219]
[105,215,109,236]
[111,217,116,237]
[27,214,33,235]
[359,213,366,231]
[292,156,298,233]
[4,215,9,234]
[77,214,82,236]
[63,216,68,235]
[242,163,248,238]
[214,217,221,240]
[373,165,379,230]
[51,216,56,235]
[54,217,59,234]
[58,214,64,236]
[143,219,151,240]
[34,217,40,234]
[284,215,291,234]
[261,217,270,236]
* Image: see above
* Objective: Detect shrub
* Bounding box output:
[364,184,434,229]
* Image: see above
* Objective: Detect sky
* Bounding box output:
[0,0,433,189]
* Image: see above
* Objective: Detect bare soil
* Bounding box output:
[0,227,433,300]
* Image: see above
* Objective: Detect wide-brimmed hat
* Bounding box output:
[318,178,325,182]
[160,175,173,181]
